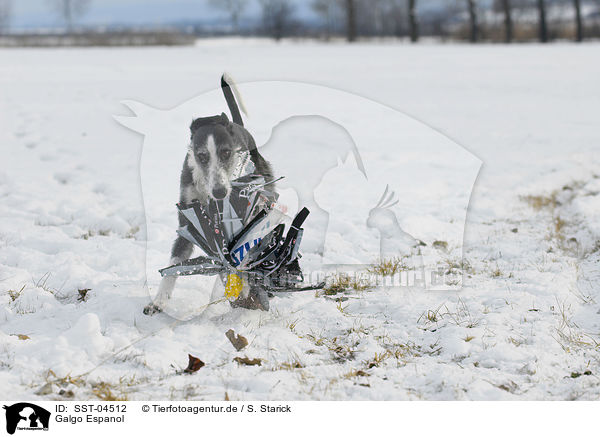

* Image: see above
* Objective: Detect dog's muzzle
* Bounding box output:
[212,186,228,200]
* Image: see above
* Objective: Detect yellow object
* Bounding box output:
[224,273,243,300]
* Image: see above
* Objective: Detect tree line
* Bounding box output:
[222,0,600,43]
[1,0,599,44]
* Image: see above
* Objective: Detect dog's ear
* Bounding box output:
[189,118,204,137]
[219,113,236,136]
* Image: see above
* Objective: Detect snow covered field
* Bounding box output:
[1,39,599,400]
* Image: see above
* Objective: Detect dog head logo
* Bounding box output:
[3,403,50,435]
[116,80,481,317]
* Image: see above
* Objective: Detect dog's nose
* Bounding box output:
[212,186,227,200]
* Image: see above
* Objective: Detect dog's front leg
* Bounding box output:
[143,236,193,315]
[143,275,177,315]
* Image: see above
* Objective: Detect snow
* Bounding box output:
[1,40,600,400]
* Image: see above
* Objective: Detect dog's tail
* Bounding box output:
[221,73,247,127]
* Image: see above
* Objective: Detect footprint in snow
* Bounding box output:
[54,173,72,185]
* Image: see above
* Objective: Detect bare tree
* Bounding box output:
[466,0,478,42]
[345,0,406,38]
[387,0,406,37]
[50,0,92,32]
[494,0,513,42]
[537,0,548,42]
[209,0,248,33]
[258,0,295,40]
[573,0,583,41]
[0,0,11,34]
[371,0,405,37]
[344,0,357,41]
[407,0,418,42]
[312,0,331,38]
[312,0,342,39]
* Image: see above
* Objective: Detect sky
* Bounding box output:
[9,0,449,31]
[9,0,316,30]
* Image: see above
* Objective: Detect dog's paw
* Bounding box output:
[230,287,270,311]
[143,303,163,315]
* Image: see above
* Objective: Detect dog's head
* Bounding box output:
[187,113,245,200]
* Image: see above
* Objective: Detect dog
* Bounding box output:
[143,74,274,315]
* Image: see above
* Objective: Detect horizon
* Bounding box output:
[9,0,314,30]
[6,0,453,31]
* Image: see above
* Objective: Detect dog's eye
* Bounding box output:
[220,150,231,160]
[197,153,209,164]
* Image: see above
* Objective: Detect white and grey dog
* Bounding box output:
[143,74,273,315]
